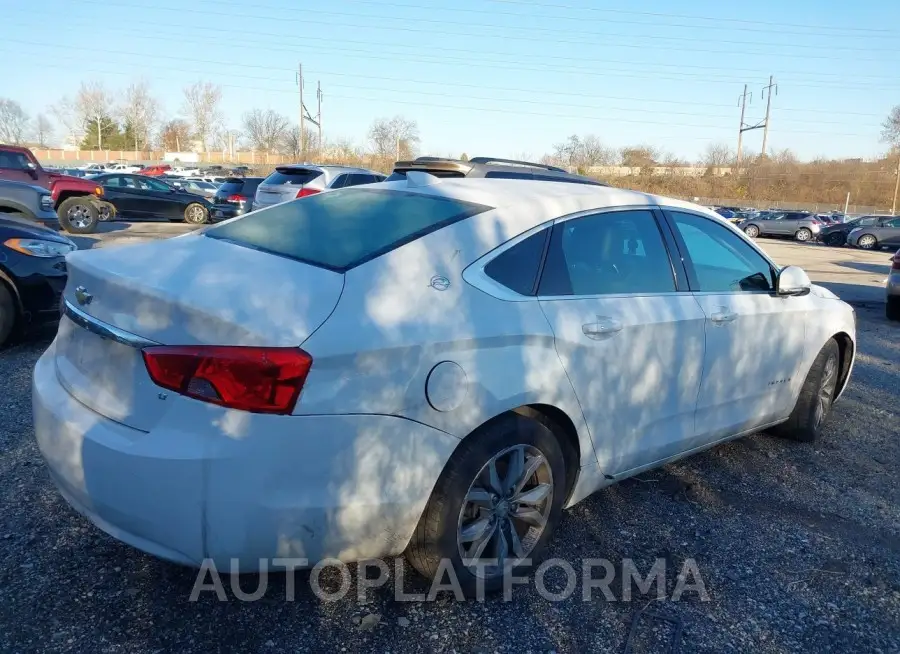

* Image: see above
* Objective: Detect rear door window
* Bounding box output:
[207,188,492,271]
[484,228,549,296]
[263,168,323,186]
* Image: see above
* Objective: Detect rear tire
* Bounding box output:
[795,228,812,242]
[856,234,878,250]
[184,203,208,225]
[58,197,99,234]
[0,282,17,347]
[771,339,840,442]
[405,412,566,597]
[887,296,900,321]
[743,224,760,238]
[823,232,846,247]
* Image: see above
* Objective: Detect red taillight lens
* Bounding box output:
[142,346,312,414]
[296,187,320,198]
[227,194,246,203]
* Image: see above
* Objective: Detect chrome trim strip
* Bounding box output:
[63,300,160,348]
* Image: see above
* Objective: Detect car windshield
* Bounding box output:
[206,188,491,271]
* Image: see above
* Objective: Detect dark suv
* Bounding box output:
[386,157,606,186]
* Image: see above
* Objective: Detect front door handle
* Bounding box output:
[710,308,738,324]
[582,317,623,340]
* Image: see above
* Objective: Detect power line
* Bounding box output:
[6,13,895,86]
[4,28,897,95]
[2,44,880,132]
[7,57,876,140]
[87,0,897,60]
[328,0,900,39]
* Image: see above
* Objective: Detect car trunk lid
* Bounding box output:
[254,168,324,207]
[54,234,344,431]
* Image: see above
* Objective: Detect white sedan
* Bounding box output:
[33,176,856,596]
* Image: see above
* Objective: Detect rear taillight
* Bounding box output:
[227,194,247,203]
[142,345,312,414]
[296,187,320,198]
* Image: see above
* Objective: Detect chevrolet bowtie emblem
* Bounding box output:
[74,286,93,306]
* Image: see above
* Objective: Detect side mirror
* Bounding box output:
[776,265,812,297]
[25,161,39,179]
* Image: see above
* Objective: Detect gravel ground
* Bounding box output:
[0,226,897,653]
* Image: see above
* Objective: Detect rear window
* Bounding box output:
[217,177,264,197]
[385,169,466,182]
[263,168,323,186]
[206,188,492,272]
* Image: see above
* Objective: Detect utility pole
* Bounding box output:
[892,152,900,215]
[317,81,323,152]
[761,76,778,158]
[297,63,304,158]
[737,84,750,169]
[736,76,776,169]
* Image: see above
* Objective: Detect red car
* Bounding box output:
[140,164,172,177]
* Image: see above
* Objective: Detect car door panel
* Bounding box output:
[880,218,900,246]
[536,208,706,475]
[665,210,810,440]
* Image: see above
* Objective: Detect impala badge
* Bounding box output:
[74,286,93,306]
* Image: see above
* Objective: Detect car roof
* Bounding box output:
[372,176,725,237]
[392,155,605,186]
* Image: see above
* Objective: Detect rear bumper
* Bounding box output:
[33,342,460,569]
[887,271,900,297]
[209,204,248,222]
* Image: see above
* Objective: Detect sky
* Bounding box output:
[2,0,899,162]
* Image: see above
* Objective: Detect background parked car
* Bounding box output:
[386,156,606,186]
[887,249,900,321]
[0,179,59,229]
[0,212,74,346]
[140,165,172,177]
[90,174,211,224]
[740,211,822,242]
[846,216,900,250]
[209,176,265,221]
[819,214,897,246]
[161,177,218,200]
[253,165,385,210]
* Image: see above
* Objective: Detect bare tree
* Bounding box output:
[551,134,615,171]
[368,116,420,158]
[280,125,319,158]
[702,142,735,170]
[159,119,192,152]
[76,82,116,149]
[243,109,289,153]
[50,96,85,149]
[33,113,53,148]
[0,98,29,145]
[881,105,900,148]
[120,81,159,151]
[620,146,660,168]
[182,81,222,153]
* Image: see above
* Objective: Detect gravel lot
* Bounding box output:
[1,224,897,653]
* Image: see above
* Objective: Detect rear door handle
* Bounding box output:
[710,308,737,324]
[582,317,623,339]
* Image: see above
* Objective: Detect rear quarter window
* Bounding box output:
[206,188,492,271]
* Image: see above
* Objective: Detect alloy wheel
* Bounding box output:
[796,229,811,242]
[814,353,838,429]
[186,205,207,224]
[744,225,759,238]
[457,444,554,578]
[66,204,93,229]
[858,235,877,249]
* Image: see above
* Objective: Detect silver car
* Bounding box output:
[846,216,900,250]
[888,248,900,321]
[253,165,385,210]
[740,211,822,242]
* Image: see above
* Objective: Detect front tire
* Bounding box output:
[887,296,900,321]
[406,412,566,597]
[856,234,878,250]
[184,203,208,225]
[58,197,99,234]
[795,228,812,242]
[0,282,17,347]
[772,339,840,442]
[743,224,760,238]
